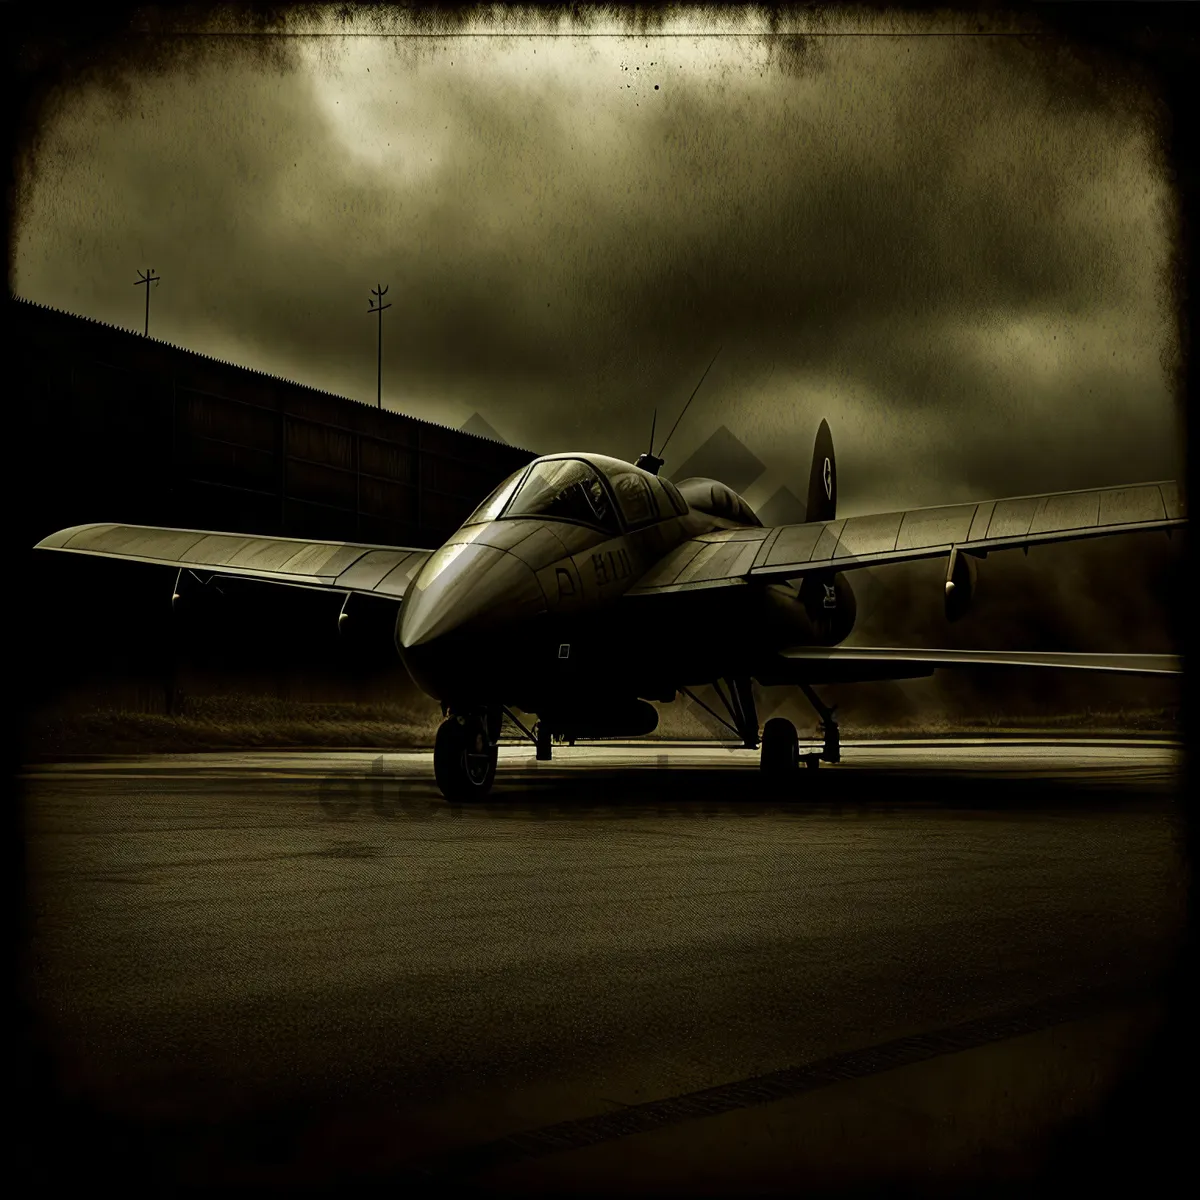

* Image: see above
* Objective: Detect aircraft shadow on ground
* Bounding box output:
[315,763,1173,823]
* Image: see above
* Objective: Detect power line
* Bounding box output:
[368,283,391,410]
[134,268,160,337]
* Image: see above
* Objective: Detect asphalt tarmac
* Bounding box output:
[18,739,1187,1194]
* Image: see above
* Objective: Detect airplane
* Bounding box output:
[34,409,1184,801]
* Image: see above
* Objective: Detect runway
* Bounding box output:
[19,739,1187,1193]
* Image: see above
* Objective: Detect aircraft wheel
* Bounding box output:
[760,717,800,777]
[434,715,497,802]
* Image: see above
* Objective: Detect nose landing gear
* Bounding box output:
[434,709,499,802]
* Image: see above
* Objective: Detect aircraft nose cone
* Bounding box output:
[397,542,547,699]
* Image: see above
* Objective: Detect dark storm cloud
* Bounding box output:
[14,9,1179,500]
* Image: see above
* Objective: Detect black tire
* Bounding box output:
[434,716,497,802]
[760,717,799,776]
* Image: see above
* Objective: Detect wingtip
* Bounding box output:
[34,523,114,550]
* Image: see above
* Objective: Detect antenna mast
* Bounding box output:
[635,408,664,474]
[658,345,721,459]
[635,348,722,476]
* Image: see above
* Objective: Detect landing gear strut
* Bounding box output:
[707,676,759,748]
[799,682,840,767]
[680,676,761,751]
[434,709,499,802]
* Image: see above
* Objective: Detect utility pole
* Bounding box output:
[368,283,391,409]
[134,268,160,336]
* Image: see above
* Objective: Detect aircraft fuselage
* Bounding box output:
[395,468,853,726]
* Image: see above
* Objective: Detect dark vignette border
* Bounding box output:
[4,4,1193,1196]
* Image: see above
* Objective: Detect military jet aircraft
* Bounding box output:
[35,418,1184,800]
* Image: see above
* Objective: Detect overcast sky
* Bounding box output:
[13,7,1184,522]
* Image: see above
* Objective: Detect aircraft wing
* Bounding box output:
[34,522,433,599]
[629,480,1185,594]
[771,646,1181,683]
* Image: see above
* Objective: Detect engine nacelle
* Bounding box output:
[545,698,660,740]
[796,570,858,645]
[944,547,979,622]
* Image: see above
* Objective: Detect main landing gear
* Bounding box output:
[760,683,840,778]
[682,676,840,779]
[760,717,801,776]
[434,709,499,802]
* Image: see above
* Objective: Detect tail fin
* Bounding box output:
[805,418,836,523]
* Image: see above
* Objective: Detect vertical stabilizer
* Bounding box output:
[805,419,837,523]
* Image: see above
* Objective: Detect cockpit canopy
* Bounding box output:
[673,478,762,527]
[463,453,690,533]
